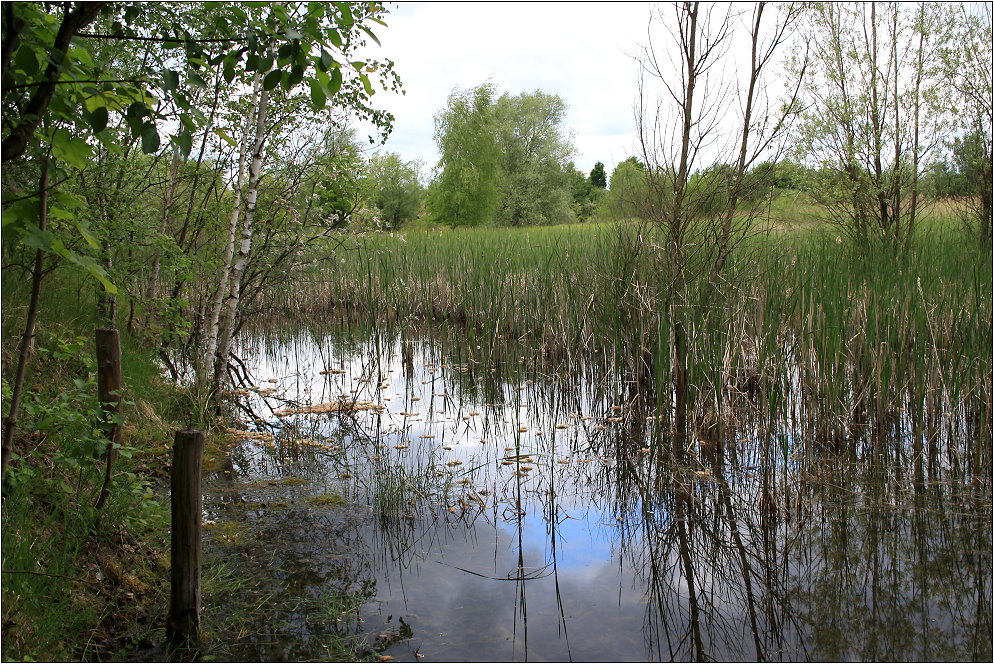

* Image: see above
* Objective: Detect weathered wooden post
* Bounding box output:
[167,429,205,654]
[94,328,122,511]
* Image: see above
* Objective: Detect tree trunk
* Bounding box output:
[201,78,258,383]
[147,149,182,302]
[212,80,270,399]
[1,157,50,478]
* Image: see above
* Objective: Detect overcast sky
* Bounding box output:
[365,1,654,179]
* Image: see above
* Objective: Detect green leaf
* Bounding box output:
[360,25,381,47]
[14,45,41,75]
[161,69,180,91]
[47,206,75,220]
[320,49,335,71]
[263,69,283,91]
[126,101,147,120]
[214,127,238,147]
[223,55,237,83]
[141,123,160,154]
[329,67,343,95]
[361,73,374,97]
[1,199,40,230]
[188,70,208,88]
[89,106,109,132]
[64,252,118,294]
[19,225,55,252]
[73,218,101,250]
[50,128,93,169]
[175,129,193,158]
[287,65,304,87]
[309,80,326,109]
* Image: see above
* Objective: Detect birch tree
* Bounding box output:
[212,76,270,396]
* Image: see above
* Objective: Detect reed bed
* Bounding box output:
[264,221,991,472]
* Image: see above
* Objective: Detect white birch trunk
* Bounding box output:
[212,80,270,394]
[201,75,260,382]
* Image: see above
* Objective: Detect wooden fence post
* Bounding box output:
[94,328,122,510]
[167,429,205,653]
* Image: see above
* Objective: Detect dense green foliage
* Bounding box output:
[427,83,579,226]
[362,152,424,228]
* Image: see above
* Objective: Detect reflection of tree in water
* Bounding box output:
[222,324,991,661]
[611,434,991,662]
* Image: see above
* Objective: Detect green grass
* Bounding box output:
[0,272,188,661]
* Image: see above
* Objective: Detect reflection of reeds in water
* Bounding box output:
[227,254,991,661]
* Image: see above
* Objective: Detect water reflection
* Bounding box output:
[201,324,991,662]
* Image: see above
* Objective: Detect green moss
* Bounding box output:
[307,493,347,507]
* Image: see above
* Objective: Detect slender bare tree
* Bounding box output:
[634,1,804,452]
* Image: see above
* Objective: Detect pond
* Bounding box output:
[200,323,992,662]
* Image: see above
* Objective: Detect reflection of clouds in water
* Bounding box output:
[365,515,652,662]
[222,327,992,663]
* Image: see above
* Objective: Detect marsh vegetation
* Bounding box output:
[2,1,991,661]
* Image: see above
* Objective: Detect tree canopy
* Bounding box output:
[428,83,576,226]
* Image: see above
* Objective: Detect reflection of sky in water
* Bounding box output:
[227,329,674,660]
[360,513,652,662]
[214,327,992,663]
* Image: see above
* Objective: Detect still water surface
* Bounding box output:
[202,325,992,662]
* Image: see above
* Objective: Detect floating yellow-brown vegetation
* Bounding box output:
[272,400,384,417]
[442,445,453,450]
[393,444,409,450]
[640,447,652,453]
[557,459,570,464]
[595,425,607,430]
[518,426,528,432]
[501,460,515,466]
[555,424,568,429]
[446,460,463,467]
[469,411,481,416]
[319,368,347,375]
[605,416,623,422]
[226,428,274,443]
[519,466,534,472]
[420,434,435,439]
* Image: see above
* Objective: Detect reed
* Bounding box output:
[262,217,991,472]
